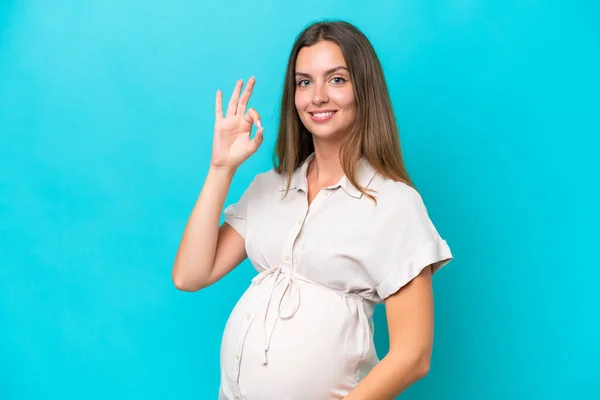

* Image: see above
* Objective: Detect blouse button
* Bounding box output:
[246,313,252,320]
[284,254,290,262]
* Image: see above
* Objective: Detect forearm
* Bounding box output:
[343,350,429,400]
[171,164,236,291]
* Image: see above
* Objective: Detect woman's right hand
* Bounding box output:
[210,77,264,171]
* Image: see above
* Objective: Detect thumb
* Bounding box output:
[248,127,264,153]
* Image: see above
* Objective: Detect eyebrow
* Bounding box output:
[295,66,349,78]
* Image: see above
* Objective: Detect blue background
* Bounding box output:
[1,0,598,399]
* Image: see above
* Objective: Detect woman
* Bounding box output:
[172,20,453,400]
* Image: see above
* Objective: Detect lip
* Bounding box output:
[308,110,337,123]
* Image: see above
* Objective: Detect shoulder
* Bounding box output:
[251,167,282,189]
[370,173,425,210]
[243,167,285,197]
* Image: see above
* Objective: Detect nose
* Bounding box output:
[312,81,329,105]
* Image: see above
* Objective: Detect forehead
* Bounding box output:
[295,40,347,71]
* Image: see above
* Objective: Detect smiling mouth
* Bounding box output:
[308,110,337,122]
[309,111,336,117]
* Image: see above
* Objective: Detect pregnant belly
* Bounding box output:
[220,274,377,400]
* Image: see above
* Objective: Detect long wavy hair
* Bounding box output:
[273,20,415,203]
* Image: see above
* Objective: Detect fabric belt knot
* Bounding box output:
[251,265,301,365]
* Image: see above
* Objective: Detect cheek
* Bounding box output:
[295,92,309,112]
[330,89,356,109]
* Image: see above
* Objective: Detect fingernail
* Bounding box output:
[257,120,262,128]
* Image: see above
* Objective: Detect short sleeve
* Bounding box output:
[223,175,260,240]
[370,188,453,300]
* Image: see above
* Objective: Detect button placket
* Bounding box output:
[292,213,307,266]
[284,211,306,266]
[283,228,293,265]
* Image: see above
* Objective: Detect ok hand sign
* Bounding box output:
[211,77,264,171]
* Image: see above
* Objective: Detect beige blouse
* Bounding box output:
[218,152,453,400]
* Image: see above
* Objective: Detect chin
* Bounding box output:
[310,123,353,140]
[311,131,347,142]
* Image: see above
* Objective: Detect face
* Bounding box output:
[294,40,357,142]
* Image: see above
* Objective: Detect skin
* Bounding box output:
[294,40,357,192]
[295,40,436,399]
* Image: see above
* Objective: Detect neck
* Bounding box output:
[309,142,345,187]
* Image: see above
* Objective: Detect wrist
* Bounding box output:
[209,163,237,178]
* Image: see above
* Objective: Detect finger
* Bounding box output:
[248,127,264,153]
[236,76,256,116]
[226,80,244,117]
[243,108,262,128]
[215,89,223,120]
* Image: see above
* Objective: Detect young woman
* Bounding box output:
[172,20,453,400]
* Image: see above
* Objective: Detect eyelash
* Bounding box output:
[296,76,347,87]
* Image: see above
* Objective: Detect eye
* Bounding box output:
[297,79,311,87]
[331,76,347,84]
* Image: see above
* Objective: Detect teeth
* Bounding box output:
[312,112,334,118]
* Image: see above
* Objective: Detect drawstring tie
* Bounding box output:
[251,266,301,365]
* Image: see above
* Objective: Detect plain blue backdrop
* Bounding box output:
[1,0,598,399]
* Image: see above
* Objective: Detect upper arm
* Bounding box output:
[384,264,434,357]
[202,174,261,287]
[366,186,452,301]
[203,221,247,287]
